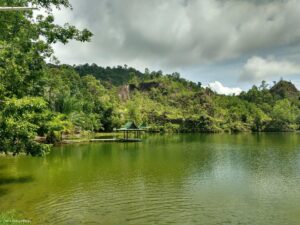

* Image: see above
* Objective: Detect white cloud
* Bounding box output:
[208,81,242,95]
[241,56,300,81]
[50,0,300,72]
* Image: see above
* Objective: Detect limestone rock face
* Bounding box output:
[118,85,130,102]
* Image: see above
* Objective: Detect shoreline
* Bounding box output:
[56,130,300,145]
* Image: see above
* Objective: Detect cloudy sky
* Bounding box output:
[52,0,300,94]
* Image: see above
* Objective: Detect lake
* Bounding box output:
[1,133,300,225]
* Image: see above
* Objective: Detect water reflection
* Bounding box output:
[0,133,300,224]
[0,176,33,186]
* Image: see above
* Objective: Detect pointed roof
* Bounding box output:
[119,121,140,130]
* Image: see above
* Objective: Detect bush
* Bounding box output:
[0,97,62,156]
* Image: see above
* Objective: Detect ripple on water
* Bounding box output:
[3,134,300,225]
[33,179,198,224]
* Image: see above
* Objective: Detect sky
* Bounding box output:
[51,0,300,94]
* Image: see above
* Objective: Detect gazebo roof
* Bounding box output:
[117,121,140,130]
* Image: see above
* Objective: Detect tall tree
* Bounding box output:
[0,0,92,98]
[0,0,92,155]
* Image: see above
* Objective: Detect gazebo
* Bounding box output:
[116,121,145,142]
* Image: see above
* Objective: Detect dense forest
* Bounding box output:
[0,0,300,156]
[58,64,300,135]
[2,62,300,157]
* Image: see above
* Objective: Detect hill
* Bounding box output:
[45,63,300,134]
[74,64,144,86]
[270,80,299,98]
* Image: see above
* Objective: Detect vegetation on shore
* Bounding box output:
[0,0,299,156]
[74,65,300,134]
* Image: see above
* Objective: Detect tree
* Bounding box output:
[0,0,92,155]
[0,0,92,98]
[259,80,268,90]
[272,99,296,123]
[251,106,270,131]
[266,99,298,131]
[0,97,63,156]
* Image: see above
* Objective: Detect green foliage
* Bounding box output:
[270,80,299,99]
[117,76,299,133]
[0,97,52,156]
[272,99,296,123]
[43,67,121,132]
[265,99,299,131]
[0,0,92,98]
[74,64,144,86]
[0,0,92,156]
[69,112,101,132]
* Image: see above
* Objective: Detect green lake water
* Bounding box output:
[1,133,300,225]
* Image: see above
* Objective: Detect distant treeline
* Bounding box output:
[49,63,300,135]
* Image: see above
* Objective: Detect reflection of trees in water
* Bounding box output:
[3,133,299,190]
[229,133,300,177]
[2,133,300,192]
[0,176,33,186]
[0,188,8,197]
[0,165,7,170]
[0,161,35,197]
[47,133,300,185]
[1,133,300,224]
[31,135,217,192]
[0,175,34,200]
